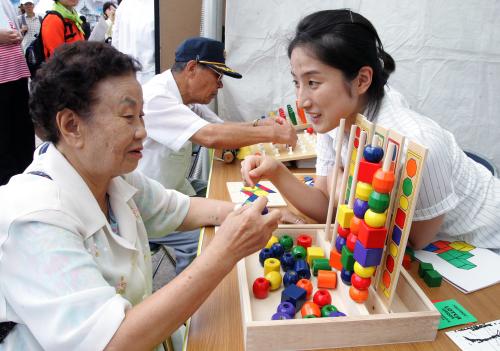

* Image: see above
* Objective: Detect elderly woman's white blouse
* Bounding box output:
[0,142,190,350]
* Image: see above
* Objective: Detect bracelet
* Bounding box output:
[252,118,260,127]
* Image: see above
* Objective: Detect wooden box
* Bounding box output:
[237,225,440,351]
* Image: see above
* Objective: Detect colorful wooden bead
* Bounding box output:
[270,242,285,258]
[328,311,347,317]
[353,241,383,267]
[349,216,362,235]
[317,270,337,289]
[283,270,299,287]
[265,271,282,291]
[281,284,307,310]
[418,262,434,278]
[297,234,313,249]
[363,145,384,163]
[271,312,291,320]
[346,232,358,252]
[277,301,296,318]
[312,258,331,276]
[296,279,313,299]
[321,304,338,317]
[353,261,376,278]
[306,246,324,265]
[336,204,354,229]
[280,252,295,271]
[340,268,353,285]
[349,286,369,303]
[372,169,395,194]
[423,269,442,287]
[259,248,273,266]
[265,235,279,249]
[364,209,387,228]
[313,289,332,307]
[358,220,387,249]
[402,253,412,270]
[368,191,390,213]
[301,301,321,318]
[337,225,350,238]
[294,259,311,280]
[329,248,343,271]
[358,159,382,184]
[291,245,307,260]
[335,235,347,253]
[279,235,294,251]
[264,258,281,275]
[351,273,372,290]
[355,182,373,202]
[341,245,355,271]
[252,277,270,299]
[353,198,369,219]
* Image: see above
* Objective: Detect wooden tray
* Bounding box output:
[237,225,440,351]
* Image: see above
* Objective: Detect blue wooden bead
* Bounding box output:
[271,312,291,320]
[335,235,346,253]
[328,311,347,317]
[294,259,311,280]
[353,198,369,219]
[277,301,296,318]
[270,243,285,258]
[363,145,384,163]
[259,248,273,266]
[340,268,354,285]
[280,252,296,271]
[283,270,299,287]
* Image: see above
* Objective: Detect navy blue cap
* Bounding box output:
[175,37,242,79]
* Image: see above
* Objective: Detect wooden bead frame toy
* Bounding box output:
[236,115,440,350]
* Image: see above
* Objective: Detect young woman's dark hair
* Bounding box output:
[288,9,395,119]
[103,1,116,17]
[30,41,141,143]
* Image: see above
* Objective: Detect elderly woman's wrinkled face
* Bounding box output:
[80,74,146,178]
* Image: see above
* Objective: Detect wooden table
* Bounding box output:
[185,158,500,351]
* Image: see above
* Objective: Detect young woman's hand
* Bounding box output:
[0,29,22,45]
[241,155,281,187]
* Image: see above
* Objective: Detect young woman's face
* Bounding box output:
[290,46,360,133]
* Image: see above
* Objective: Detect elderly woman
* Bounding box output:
[0,41,279,350]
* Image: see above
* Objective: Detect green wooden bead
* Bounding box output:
[423,269,442,287]
[312,258,331,276]
[368,191,390,213]
[341,246,355,271]
[418,262,434,278]
[279,235,294,251]
[303,315,317,318]
[292,245,307,260]
[321,304,338,317]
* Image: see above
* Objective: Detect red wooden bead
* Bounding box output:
[297,234,313,249]
[358,159,382,184]
[351,273,371,290]
[402,253,412,270]
[252,277,270,299]
[306,127,314,135]
[372,169,395,194]
[337,225,350,238]
[301,301,321,317]
[296,279,313,299]
[346,233,358,252]
[313,289,332,307]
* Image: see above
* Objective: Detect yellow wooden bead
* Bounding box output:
[307,246,325,265]
[355,182,373,201]
[336,204,354,229]
[265,235,279,249]
[265,271,282,290]
[264,258,281,276]
[354,261,376,278]
[364,209,386,228]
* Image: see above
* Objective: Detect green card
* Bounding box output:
[434,299,477,330]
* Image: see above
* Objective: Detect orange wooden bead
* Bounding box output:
[349,216,362,235]
[372,169,395,194]
[349,286,369,303]
[296,279,313,299]
[317,270,337,289]
[329,248,343,271]
[301,301,321,318]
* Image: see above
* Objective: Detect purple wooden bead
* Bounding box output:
[270,242,285,258]
[277,301,296,318]
[335,235,346,253]
[328,311,347,317]
[259,248,273,266]
[272,312,291,320]
[280,252,295,271]
[340,268,353,285]
[353,198,369,219]
[283,270,299,287]
[353,240,383,267]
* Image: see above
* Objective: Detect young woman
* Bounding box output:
[241,9,500,253]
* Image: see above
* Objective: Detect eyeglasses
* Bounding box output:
[204,64,223,84]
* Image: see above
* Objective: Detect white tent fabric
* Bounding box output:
[219,0,500,168]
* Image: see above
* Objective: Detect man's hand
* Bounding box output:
[261,118,298,147]
[0,29,22,45]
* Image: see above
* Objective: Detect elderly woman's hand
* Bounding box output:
[0,29,22,45]
[213,197,280,264]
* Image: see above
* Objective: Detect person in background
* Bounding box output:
[241,9,500,254]
[88,1,116,43]
[0,41,279,350]
[17,0,42,53]
[79,15,91,40]
[0,0,35,186]
[41,0,84,58]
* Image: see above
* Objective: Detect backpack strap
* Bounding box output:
[20,14,27,27]
[44,11,76,41]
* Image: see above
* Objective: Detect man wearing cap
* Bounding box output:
[138,36,299,274]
